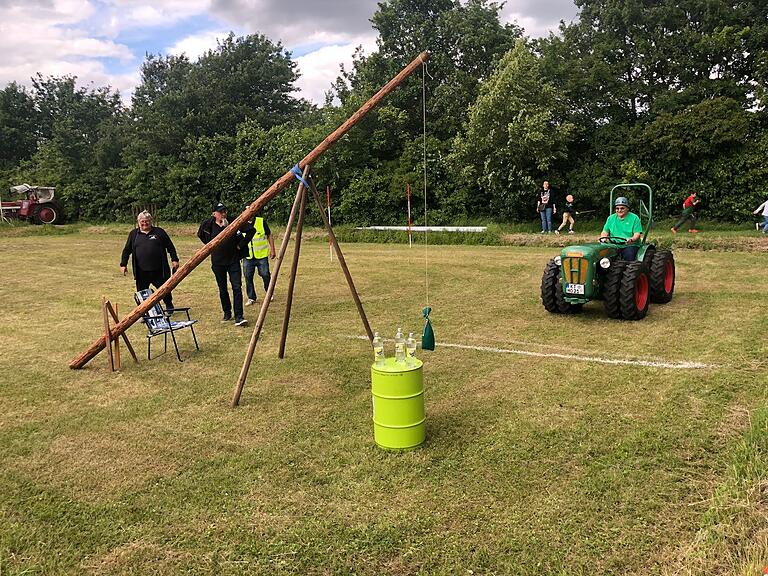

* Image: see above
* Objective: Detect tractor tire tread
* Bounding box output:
[603,261,627,318]
[649,250,675,304]
[620,261,650,320]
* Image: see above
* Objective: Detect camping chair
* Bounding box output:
[133,289,199,361]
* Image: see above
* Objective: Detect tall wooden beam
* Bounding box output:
[69,51,429,370]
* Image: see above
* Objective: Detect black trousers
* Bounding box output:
[211,260,243,319]
[135,268,173,309]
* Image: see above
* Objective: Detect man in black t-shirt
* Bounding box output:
[197,202,255,326]
[120,210,179,310]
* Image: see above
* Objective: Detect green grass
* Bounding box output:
[0,223,767,575]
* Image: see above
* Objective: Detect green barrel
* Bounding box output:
[371,357,425,450]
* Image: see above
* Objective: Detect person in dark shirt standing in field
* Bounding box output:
[120,210,179,311]
[197,202,255,327]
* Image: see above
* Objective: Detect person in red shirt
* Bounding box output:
[671,191,700,233]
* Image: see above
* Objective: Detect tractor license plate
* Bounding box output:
[565,283,585,295]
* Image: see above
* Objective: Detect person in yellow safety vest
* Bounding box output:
[242,207,276,305]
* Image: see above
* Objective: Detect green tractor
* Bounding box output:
[540,183,675,320]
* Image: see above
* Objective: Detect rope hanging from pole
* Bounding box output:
[421,61,435,351]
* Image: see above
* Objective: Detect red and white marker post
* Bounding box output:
[406,182,413,248]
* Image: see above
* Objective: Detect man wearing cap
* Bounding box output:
[241,207,276,305]
[600,196,643,260]
[197,202,255,326]
[120,210,179,311]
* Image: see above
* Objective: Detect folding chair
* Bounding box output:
[134,289,199,361]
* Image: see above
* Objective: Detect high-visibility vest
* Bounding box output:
[247,217,269,259]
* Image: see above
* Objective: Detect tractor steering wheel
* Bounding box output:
[599,235,628,245]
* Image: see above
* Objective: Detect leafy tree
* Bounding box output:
[451,40,575,220]
[0,82,38,168]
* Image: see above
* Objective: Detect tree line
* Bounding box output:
[1,0,766,225]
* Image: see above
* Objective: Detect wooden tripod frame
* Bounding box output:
[231,169,373,406]
[69,51,428,371]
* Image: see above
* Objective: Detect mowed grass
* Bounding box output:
[0,224,767,575]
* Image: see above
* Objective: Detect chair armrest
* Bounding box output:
[170,307,191,312]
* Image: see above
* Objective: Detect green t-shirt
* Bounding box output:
[602,212,642,239]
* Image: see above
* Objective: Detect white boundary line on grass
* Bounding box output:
[348,336,716,370]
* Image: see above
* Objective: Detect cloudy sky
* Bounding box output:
[0,0,579,105]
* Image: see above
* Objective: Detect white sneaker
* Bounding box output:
[554,230,560,235]
[568,230,575,234]
[245,299,256,306]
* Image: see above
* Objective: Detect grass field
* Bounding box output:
[1,223,767,575]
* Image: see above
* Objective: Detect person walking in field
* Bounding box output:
[536,180,556,233]
[671,191,700,233]
[197,202,255,327]
[555,194,576,234]
[120,210,179,311]
[241,207,276,305]
[753,198,768,234]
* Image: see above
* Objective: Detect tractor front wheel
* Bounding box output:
[649,250,675,303]
[620,261,650,320]
[541,259,581,314]
[603,261,627,319]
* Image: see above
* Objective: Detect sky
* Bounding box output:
[0,0,579,105]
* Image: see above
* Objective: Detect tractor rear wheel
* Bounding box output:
[602,261,627,319]
[541,259,581,314]
[31,202,61,225]
[649,250,675,303]
[620,261,650,320]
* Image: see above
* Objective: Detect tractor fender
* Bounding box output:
[636,243,655,264]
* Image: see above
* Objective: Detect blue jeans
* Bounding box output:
[211,260,243,319]
[243,257,271,301]
[762,216,768,233]
[621,246,639,261]
[539,208,553,232]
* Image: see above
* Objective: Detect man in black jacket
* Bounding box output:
[197,202,255,326]
[120,210,179,310]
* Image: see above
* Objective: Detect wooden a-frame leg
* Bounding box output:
[231,165,311,407]
[277,185,306,358]
[306,176,373,343]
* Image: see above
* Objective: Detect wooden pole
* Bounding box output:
[102,297,115,371]
[69,50,429,370]
[106,301,138,363]
[113,302,121,370]
[306,175,374,343]
[277,186,306,359]
[231,168,309,407]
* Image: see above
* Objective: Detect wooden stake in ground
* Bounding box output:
[102,297,115,371]
[113,302,121,369]
[69,50,429,370]
[105,301,138,364]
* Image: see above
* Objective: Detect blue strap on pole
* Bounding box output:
[291,164,310,188]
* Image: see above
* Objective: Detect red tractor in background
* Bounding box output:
[1,184,63,225]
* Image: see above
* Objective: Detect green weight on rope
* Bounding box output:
[421,306,435,351]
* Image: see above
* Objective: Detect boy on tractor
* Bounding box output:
[599,196,642,260]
